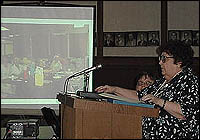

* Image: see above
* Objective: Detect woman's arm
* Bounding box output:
[163,100,186,120]
[141,94,186,120]
[95,85,139,101]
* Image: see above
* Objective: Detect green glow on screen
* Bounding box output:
[1,99,60,104]
[1,18,92,26]
[1,26,9,31]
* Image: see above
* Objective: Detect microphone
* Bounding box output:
[68,64,102,79]
[83,64,102,74]
[63,64,102,94]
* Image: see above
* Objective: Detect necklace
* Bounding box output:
[154,80,167,97]
[154,70,182,98]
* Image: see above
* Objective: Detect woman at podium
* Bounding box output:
[95,41,199,139]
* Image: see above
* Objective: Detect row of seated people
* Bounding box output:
[1,55,85,81]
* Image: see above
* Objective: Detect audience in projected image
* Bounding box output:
[1,55,12,80]
[1,54,88,88]
[2,55,35,80]
[49,55,63,73]
[1,55,17,97]
[1,52,88,99]
[2,56,21,79]
[29,60,36,78]
[9,57,22,77]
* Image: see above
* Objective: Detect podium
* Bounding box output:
[57,94,159,139]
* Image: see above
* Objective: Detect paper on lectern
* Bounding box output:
[99,93,143,104]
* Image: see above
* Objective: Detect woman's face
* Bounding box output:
[136,75,154,92]
[159,52,180,81]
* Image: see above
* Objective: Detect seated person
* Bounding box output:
[1,56,12,80]
[134,71,155,92]
[9,57,22,77]
[1,56,17,96]
[49,55,63,73]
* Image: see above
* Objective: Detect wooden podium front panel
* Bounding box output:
[82,110,112,139]
[62,105,112,139]
[112,113,142,139]
[58,96,159,139]
[62,106,142,139]
[61,105,75,139]
[80,110,142,139]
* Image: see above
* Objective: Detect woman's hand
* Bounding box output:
[141,94,164,106]
[95,85,139,101]
[142,94,186,120]
[95,85,116,93]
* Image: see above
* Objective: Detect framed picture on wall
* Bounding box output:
[137,32,148,46]
[114,32,125,47]
[180,30,192,45]
[125,32,137,47]
[168,30,180,41]
[103,32,115,47]
[192,30,199,46]
[148,31,160,46]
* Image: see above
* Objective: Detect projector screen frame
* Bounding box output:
[1,2,96,115]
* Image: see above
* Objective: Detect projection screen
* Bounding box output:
[1,4,95,115]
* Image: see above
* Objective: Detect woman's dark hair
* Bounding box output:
[156,40,194,68]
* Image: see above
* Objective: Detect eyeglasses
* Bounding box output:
[137,81,154,87]
[159,55,174,63]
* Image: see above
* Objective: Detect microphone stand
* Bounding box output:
[60,64,101,139]
[3,130,12,139]
[63,64,102,95]
[83,73,89,93]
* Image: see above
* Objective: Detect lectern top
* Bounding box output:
[57,93,159,117]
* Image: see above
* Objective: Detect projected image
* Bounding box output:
[1,6,94,102]
[1,24,90,99]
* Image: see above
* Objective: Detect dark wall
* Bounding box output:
[93,57,199,90]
